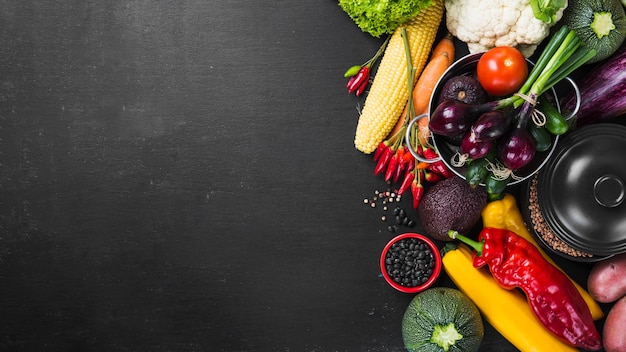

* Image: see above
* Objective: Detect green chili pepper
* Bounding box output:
[343,65,362,78]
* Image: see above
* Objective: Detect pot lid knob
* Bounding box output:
[593,175,625,208]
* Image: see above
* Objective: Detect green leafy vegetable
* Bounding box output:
[530,0,567,23]
[338,0,433,37]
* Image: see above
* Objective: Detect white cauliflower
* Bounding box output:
[445,0,567,57]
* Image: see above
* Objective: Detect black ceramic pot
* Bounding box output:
[523,123,626,261]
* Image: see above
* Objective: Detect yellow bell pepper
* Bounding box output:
[481,193,604,320]
[442,244,579,352]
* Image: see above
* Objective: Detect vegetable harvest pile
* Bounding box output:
[338,0,626,350]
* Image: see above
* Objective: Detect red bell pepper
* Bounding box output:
[450,228,602,351]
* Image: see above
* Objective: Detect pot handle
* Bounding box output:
[561,76,581,121]
[405,114,441,163]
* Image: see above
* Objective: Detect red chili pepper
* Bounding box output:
[392,147,407,183]
[384,153,400,182]
[411,175,424,209]
[398,170,415,195]
[416,145,425,157]
[422,147,440,160]
[428,161,452,178]
[355,79,369,96]
[346,76,356,89]
[392,161,405,184]
[404,158,415,177]
[423,169,442,183]
[450,228,602,351]
[396,145,406,162]
[347,66,370,93]
[374,147,394,176]
[373,142,388,162]
[401,148,415,164]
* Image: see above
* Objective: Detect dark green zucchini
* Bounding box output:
[561,0,626,63]
[486,174,510,201]
[402,287,484,352]
[528,123,552,152]
[538,95,569,135]
[465,157,490,188]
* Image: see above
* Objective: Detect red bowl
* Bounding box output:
[380,233,442,293]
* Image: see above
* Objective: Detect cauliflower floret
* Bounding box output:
[445,0,567,57]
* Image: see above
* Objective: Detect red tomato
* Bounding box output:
[476,46,528,97]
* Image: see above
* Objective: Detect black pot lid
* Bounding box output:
[537,124,626,256]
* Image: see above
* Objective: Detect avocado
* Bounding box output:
[417,176,487,241]
[437,75,488,106]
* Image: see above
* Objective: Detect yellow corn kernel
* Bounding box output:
[354,0,444,154]
[443,244,579,352]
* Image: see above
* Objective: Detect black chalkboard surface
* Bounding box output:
[0,1,612,351]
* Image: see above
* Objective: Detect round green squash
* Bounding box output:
[561,0,626,63]
[402,287,484,352]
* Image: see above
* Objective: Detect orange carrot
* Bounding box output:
[430,32,455,62]
[412,53,450,114]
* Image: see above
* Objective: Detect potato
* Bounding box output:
[587,253,626,303]
[603,296,626,352]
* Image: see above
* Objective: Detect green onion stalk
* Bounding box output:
[498,25,597,111]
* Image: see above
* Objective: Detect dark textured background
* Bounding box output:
[0,1,615,351]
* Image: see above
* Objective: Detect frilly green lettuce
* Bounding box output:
[339,0,434,37]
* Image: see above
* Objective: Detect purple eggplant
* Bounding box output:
[471,110,510,141]
[562,45,626,127]
[429,100,498,138]
[461,130,494,159]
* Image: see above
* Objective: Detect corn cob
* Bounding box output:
[354,0,444,154]
[443,244,580,352]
